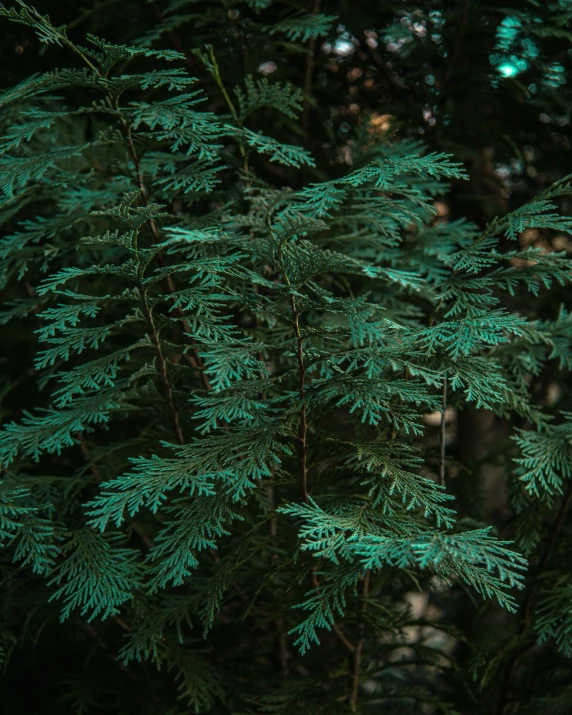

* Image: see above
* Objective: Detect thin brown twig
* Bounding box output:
[289,290,357,662]
[308,573,356,659]
[207,46,252,185]
[111,124,221,558]
[439,377,447,487]
[333,621,356,657]
[40,13,208,557]
[118,129,186,445]
[117,113,212,392]
[141,296,185,446]
[291,297,309,503]
[57,4,205,402]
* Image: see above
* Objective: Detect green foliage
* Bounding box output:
[48,531,143,622]
[1,1,572,714]
[514,418,572,498]
[234,76,304,121]
[267,12,337,43]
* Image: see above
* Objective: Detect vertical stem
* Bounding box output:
[208,46,251,182]
[281,252,356,670]
[142,297,185,447]
[141,295,185,447]
[117,111,212,392]
[439,377,448,487]
[115,113,188,445]
[291,296,309,503]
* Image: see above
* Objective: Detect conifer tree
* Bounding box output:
[1,2,572,714]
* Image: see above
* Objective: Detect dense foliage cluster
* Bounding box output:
[2,2,572,714]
